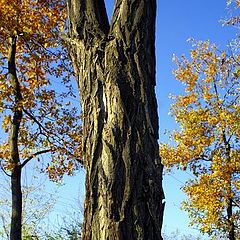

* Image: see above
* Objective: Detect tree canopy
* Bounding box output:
[160,39,240,238]
[0,0,82,180]
[0,1,82,238]
[160,2,240,238]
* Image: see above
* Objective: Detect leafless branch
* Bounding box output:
[21,149,52,168]
[0,159,11,177]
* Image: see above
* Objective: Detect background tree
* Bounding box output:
[0,170,58,240]
[160,1,240,239]
[224,0,240,28]
[44,206,83,240]
[160,39,240,239]
[0,0,82,239]
[0,168,84,240]
[162,228,203,240]
[66,0,165,239]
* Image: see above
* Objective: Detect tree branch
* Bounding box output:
[0,215,10,239]
[8,35,23,166]
[232,199,240,209]
[21,149,52,168]
[23,108,71,149]
[23,108,46,133]
[0,159,11,177]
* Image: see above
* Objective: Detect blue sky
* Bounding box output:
[51,0,238,237]
[0,0,237,238]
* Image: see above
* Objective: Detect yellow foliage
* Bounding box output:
[160,40,240,238]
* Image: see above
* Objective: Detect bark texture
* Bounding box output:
[8,36,23,240]
[67,1,165,239]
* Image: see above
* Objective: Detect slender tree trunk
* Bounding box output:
[227,198,235,240]
[10,167,22,240]
[8,35,23,240]
[223,133,235,240]
[67,0,164,239]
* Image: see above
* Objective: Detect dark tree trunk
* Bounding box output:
[227,198,235,240]
[66,0,165,239]
[8,35,23,240]
[223,133,235,240]
[10,167,22,240]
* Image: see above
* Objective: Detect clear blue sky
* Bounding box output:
[38,0,239,237]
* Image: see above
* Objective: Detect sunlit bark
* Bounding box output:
[67,1,164,239]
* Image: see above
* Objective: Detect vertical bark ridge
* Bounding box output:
[67,1,164,239]
[67,0,109,40]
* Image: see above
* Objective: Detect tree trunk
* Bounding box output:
[66,1,165,239]
[10,166,22,240]
[227,198,235,240]
[8,35,23,240]
[223,133,235,240]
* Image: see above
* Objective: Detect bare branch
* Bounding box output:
[21,149,52,168]
[23,108,47,133]
[0,159,11,177]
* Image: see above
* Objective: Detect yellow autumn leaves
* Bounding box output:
[0,0,82,180]
[160,40,240,238]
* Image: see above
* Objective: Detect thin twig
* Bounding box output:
[0,160,11,177]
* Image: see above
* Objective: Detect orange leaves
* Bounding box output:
[47,159,75,181]
[173,61,198,92]
[0,142,11,163]
[160,142,194,170]
[0,0,82,181]
[0,0,66,38]
[182,168,239,235]
[0,0,67,112]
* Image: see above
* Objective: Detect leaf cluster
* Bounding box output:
[0,0,82,180]
[160,40,240,237]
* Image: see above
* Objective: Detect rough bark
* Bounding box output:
[8,36,23,240]
[66,1,165,239]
